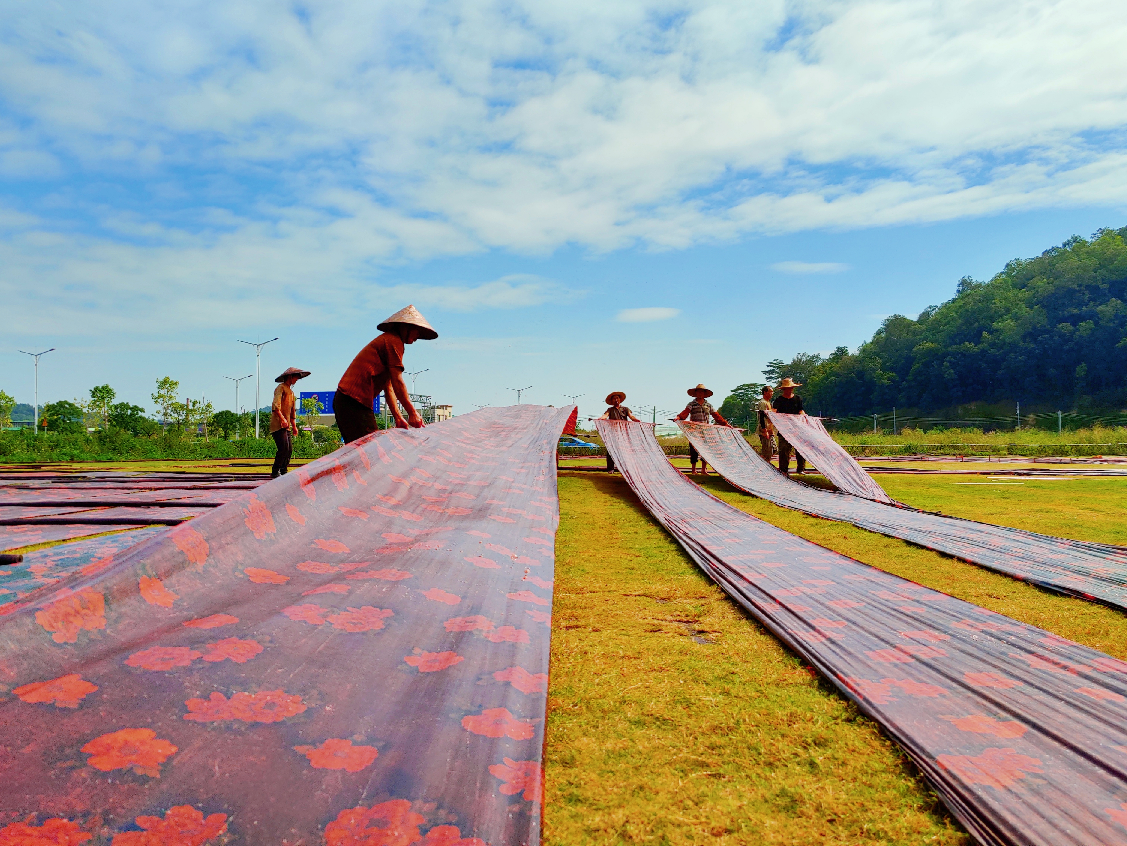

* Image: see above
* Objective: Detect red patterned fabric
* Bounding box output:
[680,422,1127,611]
[766,412,893,501]
[601,420,1127,846]
[0,406,573,845]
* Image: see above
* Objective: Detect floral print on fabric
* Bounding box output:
[294,738,378,772]
[183,690,307,724]
[82,728,177,776]
[34,589,106,644]
[0,818,91,845]
[14,674,98,708]
[110,806,227,846]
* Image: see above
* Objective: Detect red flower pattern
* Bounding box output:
[324,800,424,846]
[184,690,307,723]
[245,567,289,584]
[422,588,461,605]
[936,747,1043,789]
[170,525,208,566]
[484,626,530,644]
[35,589,106,644]
[126,646,202,671]
[283,604,327,625]
[314,539,350,553]
[964,672,1022,689]
[1076,686,1126,702]
[0,819,91,845]
[505,591,549,607]
[419,826,487,846]
[201,638,263,664]
[183,614,238,629]
[14,674,98,708]
[243,494,276,539]
[346,568,412,581]
[404,651,463,672]
[295,738,378,772]
[82,728,177,776]
[489,758,543,803]
[304,584,351,595]
[444,616,493,633]
[464,556,500,569]
[111,806,228,846]
[493,666,548,694]
[139,576,179,608]
[326,606,394,632]
[941,713,1026,738]
[461,707,535,739]
[285,502,306,525]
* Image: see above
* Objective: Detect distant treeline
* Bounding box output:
[720,226,1127,425]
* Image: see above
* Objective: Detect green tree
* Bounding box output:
[299,395,324,437]
[152,377,180,431]
[0,390,15,430]
[42,400,86,434]
[718,383,767,428]
[211,410,240,440]
[108,402,158,435]
[88,384,116,430]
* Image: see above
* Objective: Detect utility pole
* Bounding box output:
[508,386,532,404]
[237,337,278,439]
[18,348,55,434]
[224,374,253,440]
[1058,410,1062,435]
[1016,401,1021,431]
[873,413,877,434]
[892,407,896,436]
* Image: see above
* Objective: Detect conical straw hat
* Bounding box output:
[377,304,438,340]
[777,377,802,388]
[687,383,713,398]
[275,367,311,383]
[605,391,626,405]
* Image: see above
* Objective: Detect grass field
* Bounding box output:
[545,467,1127,845]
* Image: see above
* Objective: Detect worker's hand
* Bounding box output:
[394,417,409,429]
[408,411,425,428]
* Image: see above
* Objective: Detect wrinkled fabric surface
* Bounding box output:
[766,412,894,502]
[601,420,1127,846]
[681,422,1127,611]
[0,406,572,845]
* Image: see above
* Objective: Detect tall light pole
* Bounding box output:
[508,386,532,404]
[224,374,253,440]
[18,348,55,434]
[237,338,278,438]
[407,368,429,395]
[564,393,583,406]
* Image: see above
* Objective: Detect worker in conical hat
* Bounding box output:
[773,377,807,476]
[598,391,640,473]
[335,305,438,444]
[269,366,311,478]
[674,384,733,475]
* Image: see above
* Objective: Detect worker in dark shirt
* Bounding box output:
[773,377,806,476]
[675,383,733,475]
[599,391,640,472]
[335,305,437,444]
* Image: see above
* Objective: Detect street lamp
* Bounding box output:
[237,338,279,438]
[407,368,429,395]
[18,348,55,433]
[224,374,253,440]
[508,386,533,404]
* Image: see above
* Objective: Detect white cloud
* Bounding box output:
[616,307,681,323]
[771,261,850,274]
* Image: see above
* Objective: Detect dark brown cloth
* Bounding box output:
[605,406,632,421]
[334,390,379,444]
[337,332,405,408]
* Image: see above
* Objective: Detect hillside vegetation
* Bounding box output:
[722,227,1127,423]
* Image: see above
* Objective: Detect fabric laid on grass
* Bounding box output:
[0,506,210,526]
[0,523,149,552]
[767,411,894,502]
[681,422,1127,611]
[0,405,572,845]
[600,419,1127,846]
[0,527,168,609]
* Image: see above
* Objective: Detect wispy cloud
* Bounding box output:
[771,261,851,274]
[616,307,681,323]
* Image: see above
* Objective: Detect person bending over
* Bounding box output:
[270,367,309,478]
[675,383,732,475]
[599,391,640,472]
[335,305,437,444]
[773,377,806,476]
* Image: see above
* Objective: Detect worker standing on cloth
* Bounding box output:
[675,384,733,475]
[335,305,438,444]
[599,391,640,473]
[270,367,310,478]
[773,377,806,476]
[756,385,776,461]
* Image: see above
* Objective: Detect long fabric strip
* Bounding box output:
[0,523,149,552]
[599,420,1127,846]
[681,422,1127,610]
[767,411,894,502]
[0,406,572,845]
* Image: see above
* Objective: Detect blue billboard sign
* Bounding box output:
[299,391,381,415]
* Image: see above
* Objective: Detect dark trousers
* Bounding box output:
[606,453,616,472]
[334,391,378,444]
[271,429,292,478]
[777,434,805,475]
[688,444,699,466]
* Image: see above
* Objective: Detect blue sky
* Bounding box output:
[3,0,1127,424]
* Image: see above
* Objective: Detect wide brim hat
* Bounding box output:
[687,383,713,398]
[275,367,311,383]
[777,377,802,388]
[377,304,438,341]
[605,391,626,405]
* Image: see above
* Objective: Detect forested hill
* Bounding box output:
[736,226,1127,419]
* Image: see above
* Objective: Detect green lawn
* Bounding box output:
[546,468,1127,845]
